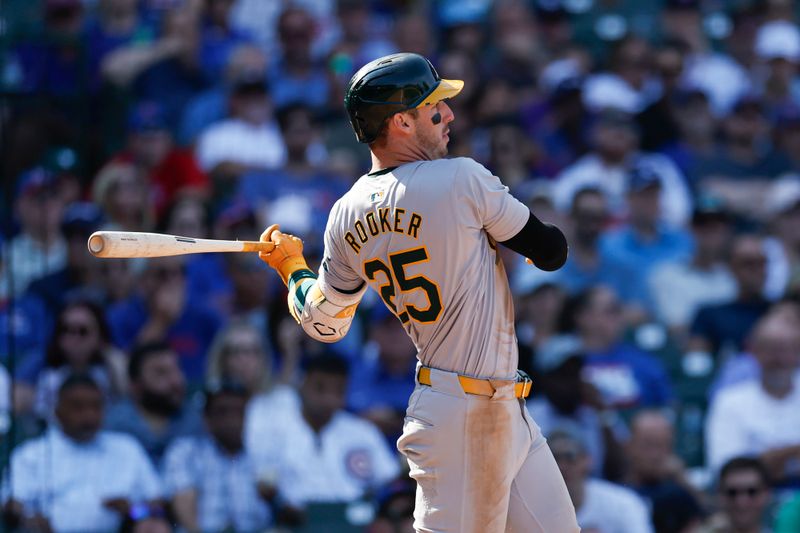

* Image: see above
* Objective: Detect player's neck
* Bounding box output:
[369,143,429,173]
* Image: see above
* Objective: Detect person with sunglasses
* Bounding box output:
[700,456,773,533]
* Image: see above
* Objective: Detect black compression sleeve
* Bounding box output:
[499,212,568,271]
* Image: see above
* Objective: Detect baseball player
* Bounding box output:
[259,53,579,532]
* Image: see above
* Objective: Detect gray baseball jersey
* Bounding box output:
[317,157,529,379]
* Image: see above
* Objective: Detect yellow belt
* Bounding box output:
[417,367,532,399]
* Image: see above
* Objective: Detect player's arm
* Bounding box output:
[499,212,568,271]
[258,224,366,343]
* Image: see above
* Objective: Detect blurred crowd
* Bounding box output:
[2,0,800,531]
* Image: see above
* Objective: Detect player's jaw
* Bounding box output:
[416,102,453,160]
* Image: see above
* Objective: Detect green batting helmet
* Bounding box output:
[344,53,464,144]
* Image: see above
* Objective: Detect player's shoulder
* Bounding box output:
[424,156,489,175]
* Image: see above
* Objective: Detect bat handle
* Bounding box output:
[241,241,276,253]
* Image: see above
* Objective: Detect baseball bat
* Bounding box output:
[87,231,275,258]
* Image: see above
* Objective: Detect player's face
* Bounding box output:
[413,100,454,160]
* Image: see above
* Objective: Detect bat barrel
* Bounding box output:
[87,231,274,258]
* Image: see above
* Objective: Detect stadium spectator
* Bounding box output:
[205,318,288,397]
[550,429,654,533]
[661,88,718,183]
[694,96,792,221]
[113,101,210,220]
[197,0,254,84]
[2,168,68,299]
[624,410,706,521]
[553,187,642,310]
[159,196,230,314]
[163,382,273,532]
[267,7,330,111]
[106,256,223,384]
[246,355,400,507]
[92,161,154,233]
[688,234,771,363]
[527,335,627,480]
[552,108,692,227]
[347,305,417,441]
[105,342,204,466]
[35,299,127,422]
[648,197,736,341]
[178,43,267,145]
[564,285,674,410]
[194,70,286,199]
[7,374,163,532]
[131,6,209,130]
[763,176,800,300]
[218,250,273,332]
[699,456,773,533]
[705,310,800,483]
[26,202,106,319]
[598,161,694,311]
[582,36,656,115]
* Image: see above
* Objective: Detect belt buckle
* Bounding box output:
[516,370,532,398]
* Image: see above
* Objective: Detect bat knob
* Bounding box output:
[88,233,105,255]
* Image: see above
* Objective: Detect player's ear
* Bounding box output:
[390,111,414,136]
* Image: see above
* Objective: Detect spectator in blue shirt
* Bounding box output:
[688,233,771,363]
[105,341,204,466]
[197,0,255,84]
[563,285,674,410]
[267,7,330,111]
[557,186,647,313]
[106,255,223,384]
[599,160,693,313]
[348,305,417,441]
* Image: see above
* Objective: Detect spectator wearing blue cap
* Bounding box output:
[2,168,69,300]
[599,161,694,313]
[26,202,106,319]
[113,101,210,220]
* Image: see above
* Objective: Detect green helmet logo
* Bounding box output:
[344,53,464,144]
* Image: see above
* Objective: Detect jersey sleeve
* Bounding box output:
[317,198,366,300]
[457,158,530,242]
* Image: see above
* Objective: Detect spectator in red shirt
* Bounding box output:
[114,101,210,219]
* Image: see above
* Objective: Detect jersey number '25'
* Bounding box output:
[363,247,443,325]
